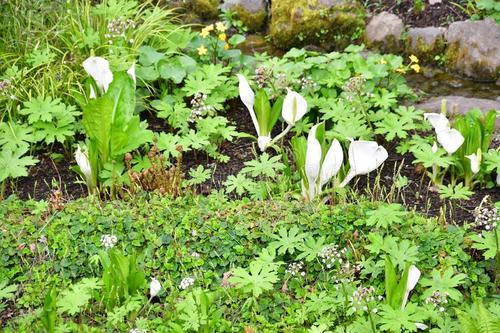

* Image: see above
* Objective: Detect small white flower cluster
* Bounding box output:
[190,251,201,258]
[189,92,213,123]
[129,329,146,333]
[286,261,306,277]
[105,17,136,39]
[473,206,498,231]
[343,75,366,93]
[318,245,347,269]
[100,234,118,249]
[298,76,318,91]
[349,286,381,313]
[179,277,195,290]
[333,261,362,283]
[425,291,449,312]
[0,79,13,98]
[254,66,273,88]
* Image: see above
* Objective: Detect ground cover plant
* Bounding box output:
[1,0,499,332]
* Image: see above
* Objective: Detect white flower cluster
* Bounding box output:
[425,291,449,312]
[254,66,273,88]
[129,329,146,333]
[286,261,306,277]
[100,234,118,249]
[190,251,201,258]
[473,206,498,231]
[349,286,382,313]
[179,277,195,290]
[318,245,347,269]
[105,17,136,39]
[189,92,213,123]
[298,76,318,91]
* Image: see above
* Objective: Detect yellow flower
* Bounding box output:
[197,45,208,56]
[200,28,210,38]
[218,33,227,41]
[205,24,214,32]
[411,64,421,73]
[224,43,230,50]
[409,55,419,63]
[395,67,406,74]
[379,58,387,64]
[215,21,227,32]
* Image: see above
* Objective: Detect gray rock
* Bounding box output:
[445,19,500,81]
[416,95,500,130]
[365,12,404,52]
[222,0,267,31]
[221,0,266,13]
[406,27,446,63]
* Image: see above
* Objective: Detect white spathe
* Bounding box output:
[236,74,269,151]
[402,265,421,309]
[150,278,161,297]
[303,124,344,200]
[127,62,136,84]
[75,145,92,183]
[432,141,438,153]
[282,88,307,125]
[82,56,113,93]
[436,128,464,154]
[415,323,428,330]
[89,85,96,99]
[466,152,480,174]
[424,113,464,154]
[257,135,272,152]
[424,113,449,132]
[339,140,388,187]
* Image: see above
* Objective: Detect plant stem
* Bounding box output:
[269,124,293,148]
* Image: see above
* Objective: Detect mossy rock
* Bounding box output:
[270,0,365,51]
[191,0,220,20]
[232,5,267,32]
[405,27,446,64]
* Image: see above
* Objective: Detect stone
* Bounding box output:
[270,0,365,51]
[406,27,446,63]
[191,0,220,20]
[221,0,267,32]
[416,95,500,130]
[445,19,500,81]
[364,11,404,53]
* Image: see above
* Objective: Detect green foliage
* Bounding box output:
[456,301,500,333]
[230,259,280,298]
[438,183,474,200]
[420,267,466,301]
[0,147,38,183]
[470,229,499,260]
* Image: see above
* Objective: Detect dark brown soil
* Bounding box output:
[6,98,498,224]
[365,0,469,27]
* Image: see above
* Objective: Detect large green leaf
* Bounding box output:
[82,96,113,162]
[254,89,271,136]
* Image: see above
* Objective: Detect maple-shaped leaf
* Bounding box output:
[0,147,38,182]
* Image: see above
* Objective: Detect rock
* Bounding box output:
[406,27,446,63]
[270,0,365,51]
[364,11,404,53]
[416,95,500,130]
[191,0,220,19]
[221,0,267,32]
[445,19,500,81]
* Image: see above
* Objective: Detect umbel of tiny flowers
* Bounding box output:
[237,74,307,151]
[303,123,343,201]
[339,139,388,188]
[75,145,92,185]
[424,113,464,155]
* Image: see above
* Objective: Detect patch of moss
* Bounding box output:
[270,0,365,51]
[405,35,446,64]
[365,34,403,54]
[445,42,499,81]
[191,0,220,20]
[232,4,267,32]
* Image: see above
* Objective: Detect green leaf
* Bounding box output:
[229,260,279,298]
[159,60,186,84]
[470,230,498,260]
[0,147,38,182]
[228,34,245,46]
[269,226,308,255]
[254,89,272,135]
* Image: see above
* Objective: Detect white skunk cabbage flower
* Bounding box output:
[402,265,421,309]
[339,140,388,187]
[497,173,500,186]
[466,150,481,174]
[304,124,343,200]
[237,74,269,151]
[424,113,464,154]
[127,62,136,84]
[75,145,92,183]
[282,88,307,125]
[149,278,161,297]
[89,86,96,99]
[432,141,438,153]
[82,56,113,93]
[415,323,428,330]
